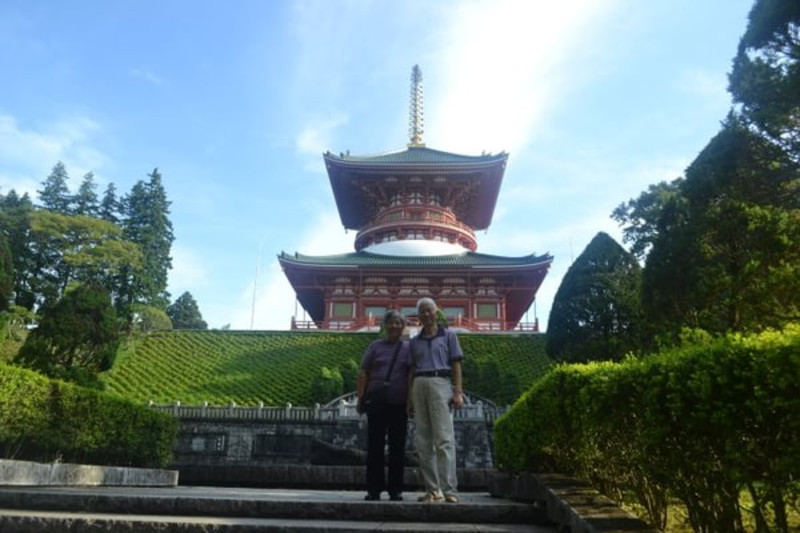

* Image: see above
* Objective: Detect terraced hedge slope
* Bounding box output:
[102,330,553,406]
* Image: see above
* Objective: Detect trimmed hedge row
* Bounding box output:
[0,363,178,468]
[103,330,554,407]
[494,325,800,532]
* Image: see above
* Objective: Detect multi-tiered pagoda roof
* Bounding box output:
[278,65,552,332]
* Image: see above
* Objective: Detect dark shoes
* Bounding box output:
[389,493,403,501]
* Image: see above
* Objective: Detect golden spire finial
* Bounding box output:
[408,65,425,147]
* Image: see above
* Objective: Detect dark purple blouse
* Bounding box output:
[360,339,410,405]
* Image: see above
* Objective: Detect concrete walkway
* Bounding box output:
[0,485,555,532]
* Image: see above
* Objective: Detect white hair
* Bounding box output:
[416,297,437,311]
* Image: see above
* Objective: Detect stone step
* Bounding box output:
[0,509,555,532]
[0,487,551,527]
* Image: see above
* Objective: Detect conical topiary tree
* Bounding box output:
[546,232,644,363]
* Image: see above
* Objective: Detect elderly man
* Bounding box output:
[408,297,464,503]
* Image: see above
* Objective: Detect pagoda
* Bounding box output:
[279,66,552,332]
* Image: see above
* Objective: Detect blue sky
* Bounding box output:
[0,0,753,330]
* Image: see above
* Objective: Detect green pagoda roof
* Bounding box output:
[278,249,553,325]
[323,146,508,231]
[278,250,552,268]
[324,146,507,166]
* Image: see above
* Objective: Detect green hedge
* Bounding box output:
[494,325,800,532]
[0,363,178,468]
[103,330,554,406]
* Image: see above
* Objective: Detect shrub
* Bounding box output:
[0,363,177,468]
[495,325,800,532]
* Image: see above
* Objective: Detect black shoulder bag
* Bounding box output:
[363,342,402,415]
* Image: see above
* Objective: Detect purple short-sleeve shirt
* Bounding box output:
[409,327,464,373]
[360,339,410,405]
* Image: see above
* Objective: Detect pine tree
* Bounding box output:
[119,168,174,312]
[0,233,13,312]
[166,291,207,329]
[99,182,121,223]
[0,191,37,309]
[38,161,72,213]
[73,172,99,217]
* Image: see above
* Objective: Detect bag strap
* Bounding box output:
[382,342,403,385]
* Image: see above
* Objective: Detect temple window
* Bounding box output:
[443,307,464,318]
[365,306,388,319]
[331,302,354,318]
[476,303,499,319]
[401,306,417,317]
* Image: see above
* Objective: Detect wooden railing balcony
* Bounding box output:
[291,316,539,333]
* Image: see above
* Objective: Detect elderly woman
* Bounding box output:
[356,310,410,501]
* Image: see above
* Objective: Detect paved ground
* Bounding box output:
[3,485,508,502]
[0,486,556,532]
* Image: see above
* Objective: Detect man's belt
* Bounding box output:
[415,370,451,378]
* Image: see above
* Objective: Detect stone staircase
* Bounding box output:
[0,461,656,532]
[0,485,554,532]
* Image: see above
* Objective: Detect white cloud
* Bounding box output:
[480,209,627,332]
[296,113,349,155]
[228,209,354,330]
[130,67,166,86]
[0,113,108,194]
[427,0,620,155]
[167,245,211,297]
[675,67,729,102]
[295,113,349,172]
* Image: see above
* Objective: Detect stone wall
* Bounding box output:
[154,397,499,470]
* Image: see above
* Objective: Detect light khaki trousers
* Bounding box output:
[412,376,458,495]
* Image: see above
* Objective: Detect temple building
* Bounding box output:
[279,66,552,332]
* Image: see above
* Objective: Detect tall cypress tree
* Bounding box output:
[729,0,800,157]
[167,291,207,329]
[120,168,174,312]
[99,182,121,223]
[643,117,799,334]
[0,191,37,309]
[0,232,13,312]
[38,161,72,213]
[73,172,99,217]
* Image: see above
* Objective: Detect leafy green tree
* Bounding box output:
[616,3,800,338]
[0,191,36,309]
[166,291,207,329]
[0,233,13,312]
[14,283,119,388]
[310,366,343,404]
[339,358,359,392]
[643,118,799,333]
[130,303,172,335]
[546,232,644,363]
[119,169,174,311]
[611,179,683,261]
[73,172,99,217]
[28,211,142,309]
[729,0,800,157]
[38,161,72,214]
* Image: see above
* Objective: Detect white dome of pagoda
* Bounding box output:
[362,240,468,256]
